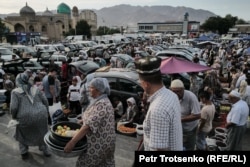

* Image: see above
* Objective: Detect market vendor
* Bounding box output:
[225,90,249,150]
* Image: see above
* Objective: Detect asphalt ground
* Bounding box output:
[0,111,250,167]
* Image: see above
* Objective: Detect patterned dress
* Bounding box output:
[10,87,49,146]
[76,97,116,167]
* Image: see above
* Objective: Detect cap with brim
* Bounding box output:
[134,56,161,75]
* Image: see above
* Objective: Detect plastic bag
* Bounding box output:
[7,119,19,128]
[79,85,89,106]
[49,102,64,125]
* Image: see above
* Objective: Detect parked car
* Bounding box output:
[23,59,44,72]
[0,47,20,61]
[9,45,37,58]
[1,58,43,76]
[68,60,100,77]
[90,67,194,107]
[90,68,144,109]
[34,51,67,71]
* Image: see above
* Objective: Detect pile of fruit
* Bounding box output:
[118,125,136,134]
[220,105,231,113]
[55,125,79,137]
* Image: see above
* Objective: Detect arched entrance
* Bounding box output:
[14,23,25,32]
[29,25,35,32]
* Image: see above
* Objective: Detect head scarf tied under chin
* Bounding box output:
[15,72,36,104]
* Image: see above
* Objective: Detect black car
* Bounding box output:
[1,58,43,76]
[90,68,144,109]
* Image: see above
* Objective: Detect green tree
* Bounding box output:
[64,28,76,37]
[236,19,248,24]
[0,18,9,42]
[96,26,120,35]
[201,14,241,35]
[64,20,91,39]
[75,20,91,39]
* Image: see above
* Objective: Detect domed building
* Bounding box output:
[20,2,36,17]
[57,3,71,15]
[42,7,53,16]
[4,2,97,44]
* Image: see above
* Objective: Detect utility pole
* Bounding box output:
[102,18,105,35]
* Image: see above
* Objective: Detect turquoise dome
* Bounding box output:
[57,3,71,15]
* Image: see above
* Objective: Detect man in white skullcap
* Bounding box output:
[225,90,249,150]
[170,79,200,151]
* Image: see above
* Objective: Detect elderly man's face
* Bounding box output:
[228,95,238,104]
[170,87,184,99]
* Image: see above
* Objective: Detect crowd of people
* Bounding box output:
[1,36,250,166]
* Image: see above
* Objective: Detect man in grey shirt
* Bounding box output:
[170,79,201,151]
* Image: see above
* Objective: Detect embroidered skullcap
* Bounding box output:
[134,56,161,75]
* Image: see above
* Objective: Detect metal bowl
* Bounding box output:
[44,133,87,158]
[46,141,87,158]
[51,121,82,142]
[48,133,86,148]
[44,132,86,151]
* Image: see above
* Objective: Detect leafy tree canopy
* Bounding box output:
[97,26,120,36]
[64,20,91,39]
[201,14,248,35]
[0,18,9,42]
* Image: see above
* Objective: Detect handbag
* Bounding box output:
[80,85,89,106]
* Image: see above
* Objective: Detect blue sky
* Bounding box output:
[1,0,250,20]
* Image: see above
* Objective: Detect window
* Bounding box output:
[42,25,47,32]
[139,26,144,30]
[145,26,153,30]
[118,79,142,93]
[105,77,117,90]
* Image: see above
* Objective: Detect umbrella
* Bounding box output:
[160,57,212,74]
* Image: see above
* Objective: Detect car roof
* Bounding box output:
[69,60,100,74]
[94,68,139,82]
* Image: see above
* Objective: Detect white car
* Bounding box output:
[0,47,20,61]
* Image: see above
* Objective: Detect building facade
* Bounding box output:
[137,13,200,38]
[4,2,97,44]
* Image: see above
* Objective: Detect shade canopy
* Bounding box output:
[160,57,212,74]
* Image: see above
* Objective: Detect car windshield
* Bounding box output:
[0,48,13,55]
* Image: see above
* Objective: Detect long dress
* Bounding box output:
[10,87,49,146]
[76,97,116,167]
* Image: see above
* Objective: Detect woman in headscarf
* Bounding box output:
[10,72,50,160]
[64,78,116,167]
[79,73,94,112]
[120,97,139,123]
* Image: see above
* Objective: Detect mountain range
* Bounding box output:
[0,4,216,28]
